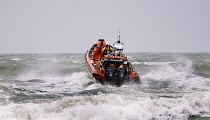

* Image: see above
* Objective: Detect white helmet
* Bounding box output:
[106,42,109,46]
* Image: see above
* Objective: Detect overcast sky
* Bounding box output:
[0,0,210,53]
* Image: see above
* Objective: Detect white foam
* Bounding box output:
[142,64,184,81]
[11,58,22,61]
[16,62,66,81]
[84,84,103,91]
[127,56,133,59]
[26,72,93,93]
[1,92,210,120]
[72,60,79,64]
[0,89,3,93]
[132,61,173,66]
[131,61,142,65]
[71,59,84,64]
[141,57,209,90]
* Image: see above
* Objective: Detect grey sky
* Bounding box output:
[0,0,210,53]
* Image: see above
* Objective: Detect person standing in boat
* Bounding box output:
[101,42,113,57]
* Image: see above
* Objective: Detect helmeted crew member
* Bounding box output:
[101,42,113,57]
[118,64,124,70]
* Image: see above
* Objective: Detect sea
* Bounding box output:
[0,53,210,120]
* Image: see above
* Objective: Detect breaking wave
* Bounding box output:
[141,56,210,90]
[9,72,92,94]
[0,92,210,120]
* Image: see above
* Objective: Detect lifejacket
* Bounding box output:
[101,45,113,56]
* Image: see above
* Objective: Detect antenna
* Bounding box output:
[117,29,122,42]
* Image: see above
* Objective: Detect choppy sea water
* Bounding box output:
[0,53,210,120]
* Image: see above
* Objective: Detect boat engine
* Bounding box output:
[117,68,125,87]
[105,66,115,83]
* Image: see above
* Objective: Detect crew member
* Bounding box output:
[118,64,124,70]
[101,42,113,57]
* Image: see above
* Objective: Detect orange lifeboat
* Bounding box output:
[85,39,140,86]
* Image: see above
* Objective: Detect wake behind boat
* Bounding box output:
[85,33,140,86]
